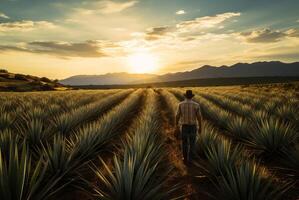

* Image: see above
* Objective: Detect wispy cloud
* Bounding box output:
[0,40,119,58]
[238,28,299,43]
[0,20,55,32]
[145,26,174,40]
[176,12,240,32]
[143,12,241,41]
[96,0,138,14]
[176,10,186,15]
[75,0,138,15]
[0,12,9,19]
[167,59,212,71]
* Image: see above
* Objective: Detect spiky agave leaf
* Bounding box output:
[21,107,48,121]
[250,110,269,125]
[0,111,15,131]
[226,116,251,141]
[281,144,299,176]
[196,122,220,157]
[38,136,80,199]
[0,129,19,161]
[94,152,172,200]
[0,144,50,200]
[201,139,244,178]
[276,104,299,124]
[248,118,298,156]
[20,119,51,152]
[218,161,289,200]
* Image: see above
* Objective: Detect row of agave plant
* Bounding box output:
[162,89,290,199]
[0,89,143,199]
[175,89,299,177]
[0,90,118,132]
[1,90,128,153]
[52,89,131,136]
[93,89,177,200]
[0,90,110,114]
[209,90,299,124]
[195,122,291,199]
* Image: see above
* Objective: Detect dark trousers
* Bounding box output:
[181,124,197,162]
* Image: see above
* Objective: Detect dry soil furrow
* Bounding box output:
[157,90,207,200]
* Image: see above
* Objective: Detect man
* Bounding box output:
[175,90,202,165]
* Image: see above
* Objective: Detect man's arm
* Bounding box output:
[175,104,181,126]
[196,106,202,132]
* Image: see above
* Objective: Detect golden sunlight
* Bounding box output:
[127,52,159,74]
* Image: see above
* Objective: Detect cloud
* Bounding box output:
[172,59,211,67]
[176,12,241,32]
[238,28,299,43]
[176,10,186,15]
[285,28,299,37]
[0,20,55,32]
[75,0,138,15]
[97,0,138,14]
[145,26,174,40]
[142,12,240,41]
[0,40,118,58]
[0,12,9,19]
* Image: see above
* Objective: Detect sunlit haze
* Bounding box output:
[128,52,159,74]
[0,0,299,79]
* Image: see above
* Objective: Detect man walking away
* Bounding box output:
[175,90,202,165]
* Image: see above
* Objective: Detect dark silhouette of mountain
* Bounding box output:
[60,72,158,85]
[60,61,299,85]
[146,61,299,83]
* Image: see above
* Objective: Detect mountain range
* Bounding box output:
[59,61,299,86]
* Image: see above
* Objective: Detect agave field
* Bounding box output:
[0,86,299,200]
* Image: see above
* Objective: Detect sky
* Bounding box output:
[0,0,299,79]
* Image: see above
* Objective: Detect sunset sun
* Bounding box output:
[127,52,159,74]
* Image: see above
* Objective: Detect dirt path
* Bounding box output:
[157,91,214,200]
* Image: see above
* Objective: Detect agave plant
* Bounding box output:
[248,118,298,156]
[0,144,55,200]
[0,111,15,131]
[159,89,180,122]
[38,136,82,199]
[196,122,220,157]
[94,153,172,200]
[218,161,289,200]
[276,104,299,124]
[250,110,270,125]
[0,129,19,160]
[201,140,244,178]
[21,107,49,121]
[226,116,251,141]
[19,119,51,152]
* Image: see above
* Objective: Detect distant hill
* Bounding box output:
[60,61,299,86]
[0,69,66,92]
[60,72,158,85]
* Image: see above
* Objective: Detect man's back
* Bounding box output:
[177,99,201,125]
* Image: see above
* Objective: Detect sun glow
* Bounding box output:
[127,52,159,74]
